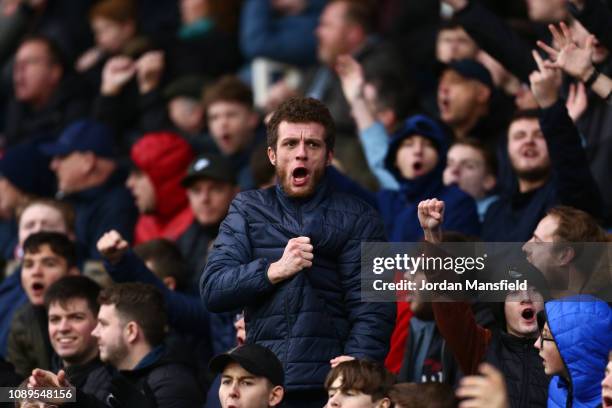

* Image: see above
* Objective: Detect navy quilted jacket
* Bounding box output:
[201,176,396,391]
[546,295,612,408]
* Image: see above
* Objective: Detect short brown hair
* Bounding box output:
[266,97,335,152]
[390,382,457,408]
[324,359,395,402]
[89,0,136,23]
[17,198,75,234]
[451,138,497,176]
[98,283,166,346]
[202,76,253,113]
[547,206,608,243]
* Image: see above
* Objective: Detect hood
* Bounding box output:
[384,114,450,200]
[131,132,195,218]
[545,295,612,405]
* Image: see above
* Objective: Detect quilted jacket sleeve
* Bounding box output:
[339,205,396,360]
[200,197,276,313]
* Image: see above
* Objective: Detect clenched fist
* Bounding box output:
[418,199,445,243]
[267,237,314,284]
[97,230,129,265]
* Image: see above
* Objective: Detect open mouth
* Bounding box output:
[413,162,423,172]
[521,308,535,321]
[603,396,612,408]
[521,148,538,158]
[31,282,44,294]
[292,167,310,186]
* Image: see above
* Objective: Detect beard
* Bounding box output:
[100,338,129,368]
[277,164,326,198]
[512,163,550,183]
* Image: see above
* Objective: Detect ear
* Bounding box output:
[82,152,97,173]
[268,386,284,407]
[482,173,497,192]
[557,245,576,267]
[375,397,391,408]
[247,111,260,130]
[125,321,139,344]
[162,276,176,291]
[325,149,333,166]
[267,146,277,166]
[476,83,491,104]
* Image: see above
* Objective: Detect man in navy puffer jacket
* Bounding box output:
[201,97,395,408]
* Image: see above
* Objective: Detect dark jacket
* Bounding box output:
[3,74,90,148]
[201,176,396,391]
[70,347,204,408]
[6,304,52,377]
[545,295,612,408]
[63,167,138,258]
[176,221,219,293]
[433,301,548,408]
[482,100,602,241]
[0,270,27,358]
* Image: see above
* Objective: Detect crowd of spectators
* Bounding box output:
[0,0,611,407]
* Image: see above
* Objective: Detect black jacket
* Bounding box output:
[69,347,203,408]
[485,331,549,408]
[176,221,218,293]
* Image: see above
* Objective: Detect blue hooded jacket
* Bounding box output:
[377,115,480,241]
[545,295,612,408]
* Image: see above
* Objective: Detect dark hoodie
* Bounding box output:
[130,132,195,244]
[376,115,480,241]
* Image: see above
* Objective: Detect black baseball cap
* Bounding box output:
[444,59,494,90]
[181,153,237,187]
[209,344,284,386]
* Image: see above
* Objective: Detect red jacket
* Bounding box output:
[131,132,195,244]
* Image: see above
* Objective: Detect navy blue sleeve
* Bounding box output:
[200,197,276,313]
[442,190,481,238]
[539,100,603,218]
[105,251,210,337]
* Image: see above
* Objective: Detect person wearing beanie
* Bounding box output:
[40,119,137,259]
[127,131,195,244]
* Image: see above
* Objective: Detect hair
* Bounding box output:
[390,382,457,408]
[438,18,465,32]
[324,359,395,403]
[609,350,612,361]
[510,109,540,124]
[133,239,186,290]
[267,97,336,152]
[450,137,498,176]
[332,0,378,34]
[44,276,101,315]
[89,0,136,23]
[19,34,67,71]
[202,75,253,112]
[546,206,608,280]
[17,198,76,234]
[23,231,77,268]
[98,283,167,346]
[547,206,608,243]
[249,143,275,188]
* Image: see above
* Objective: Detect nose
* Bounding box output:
[58,318,71,332]
[533,336,541,350]
[91,324,100,338]
[295,140,307,160]
[229,382,240,398]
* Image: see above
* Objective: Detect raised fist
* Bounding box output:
[97,230,129,265]
[267,236,313,284]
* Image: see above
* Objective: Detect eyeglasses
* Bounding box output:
[539,334,555,349]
